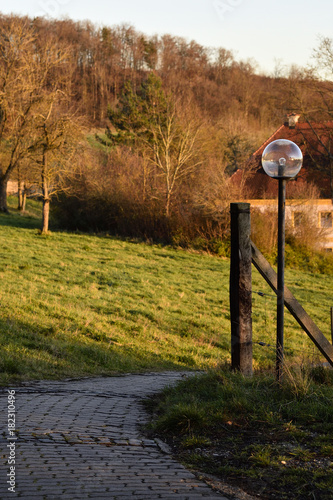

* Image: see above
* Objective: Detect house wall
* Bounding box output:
[249,199,333,251]
[7,181,18,195]
[7,181,40,198]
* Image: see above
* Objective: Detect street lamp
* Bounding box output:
[261,139,303,382]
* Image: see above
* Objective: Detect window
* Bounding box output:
[293,212,305,228]
[320,212,333,228]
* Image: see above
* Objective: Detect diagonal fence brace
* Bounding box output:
[251,241,333,367]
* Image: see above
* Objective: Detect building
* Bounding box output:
[239,114,333,250]
[7,181,18,195]
[244,113,333,199]
[249,198,333,252]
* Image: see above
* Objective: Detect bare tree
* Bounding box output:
[0,17,35,211]
[28,92,82,233]
[0,16,72,212]
[105,73,203,217]
[142,102,202,217]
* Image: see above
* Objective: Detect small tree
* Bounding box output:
[29,93,81,233]
[0,17,36,211]
[0,16,72,213]
[104,73,202,217]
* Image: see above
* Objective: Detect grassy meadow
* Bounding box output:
[1,196,333,499]
[0,197,332,385]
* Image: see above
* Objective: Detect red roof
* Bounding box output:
[244,120,333,198]
[253,121,333,157]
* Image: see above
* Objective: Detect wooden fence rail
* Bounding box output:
[251,242,333,367]
[229,202,333,374]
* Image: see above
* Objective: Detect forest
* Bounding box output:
[1,13,332,248]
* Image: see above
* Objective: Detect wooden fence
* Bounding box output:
[230,203,333,375]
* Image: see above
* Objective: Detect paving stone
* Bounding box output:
[0,373,228,499]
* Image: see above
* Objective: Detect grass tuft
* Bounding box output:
[146,368,333,499]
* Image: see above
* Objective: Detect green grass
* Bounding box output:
[146,367,333,499]
[0,196,332,385]
[2,197,333,498]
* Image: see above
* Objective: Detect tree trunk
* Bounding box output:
[17,164,23,210]
[0,177,9,213]
[18,182,23,211]
[22,187,27,212]
[41,150,50,234]
[165,190,171,218]
[42,198,50,234]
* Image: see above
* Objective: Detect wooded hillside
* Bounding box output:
[1,13,332,245]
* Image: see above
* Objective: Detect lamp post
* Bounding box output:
[261,139,303,382]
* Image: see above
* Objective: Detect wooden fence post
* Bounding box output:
[230,203,253,376]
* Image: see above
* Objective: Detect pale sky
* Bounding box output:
[0,0,332,74]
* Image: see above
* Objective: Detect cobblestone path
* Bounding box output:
[1,372,229,499]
